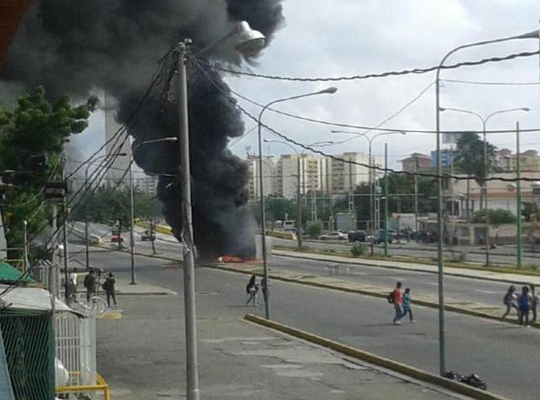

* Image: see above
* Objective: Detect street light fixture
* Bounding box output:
[330,130,406,255]
[258,88,338,320]
[177,21,266,400]
[128,136,179,285]
[440,106,529,267]
[434,29,538,377]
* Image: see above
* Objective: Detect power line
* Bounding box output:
[192,59,540,184]
[193,58,540,136]
[442,78,540,86]
[194,49,539,82]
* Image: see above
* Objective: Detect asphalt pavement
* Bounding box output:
[73,245,540,400]
[77,246,476,400]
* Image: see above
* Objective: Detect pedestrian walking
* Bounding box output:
[530,284,538,322]
[518,286,532,327]
[390,282,403,325]
[245,275,258,306]
[102,273,117,308]
[84,270,96,303]
[502,285,518,319]
[399,288,415,323]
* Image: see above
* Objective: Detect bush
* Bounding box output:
[473,209,516,224]
[305,221,322,238]
[351,241,366,257]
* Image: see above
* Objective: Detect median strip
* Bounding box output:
[245,314,510,400]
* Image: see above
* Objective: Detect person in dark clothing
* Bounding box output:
[84,271,96,303]
[245,275,258,306]
[103,273,117,308]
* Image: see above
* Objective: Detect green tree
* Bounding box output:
[70,186,161,229]
[305,221,322,238]
[0,87,97,256]
[454,133,496,185]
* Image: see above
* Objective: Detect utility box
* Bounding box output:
[335,213,356,232]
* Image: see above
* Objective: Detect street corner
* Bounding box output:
[97,308,123,320]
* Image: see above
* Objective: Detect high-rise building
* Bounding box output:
[327,152,373,194]
[400,153,431,173]
[247,155,276,201]
[135,174,159,197]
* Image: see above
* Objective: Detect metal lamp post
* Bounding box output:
[177,21,266,400]
[434,29,538,377]
[258,88,337,319]
[440,106,529,266]
[83,153,128,269]
[330,130,406,255]
[130,137,178,284]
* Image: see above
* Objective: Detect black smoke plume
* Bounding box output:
[1,0,284,258]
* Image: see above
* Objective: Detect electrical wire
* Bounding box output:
[191,59,540,184]
[194,49,539,82]
[442,78,540,86]
[193,58,540,136]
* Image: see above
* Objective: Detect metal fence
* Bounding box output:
[0,310,55,400]
[55,312,97,398]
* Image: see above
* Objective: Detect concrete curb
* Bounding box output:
[274,250,539,286]
[244,314,510,400]
[206,263,540,330]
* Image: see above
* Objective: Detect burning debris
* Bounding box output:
[1,0,284,259]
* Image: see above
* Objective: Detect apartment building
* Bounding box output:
[400,153,432,173]
[247,155,277,200]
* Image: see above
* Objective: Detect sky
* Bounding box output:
[75,0,540,171]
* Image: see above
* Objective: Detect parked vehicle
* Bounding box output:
[319,231,348,241]
[348,230,366,242]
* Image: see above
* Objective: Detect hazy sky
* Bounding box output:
[76,0,540,170]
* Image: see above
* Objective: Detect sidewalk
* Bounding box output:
[274,249,540,286]
[97,281,477,400]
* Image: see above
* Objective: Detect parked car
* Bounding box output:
[319,231,348,241]
[370,229,398,244]
[348,230,366,242]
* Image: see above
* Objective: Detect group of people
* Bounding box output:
[502,284,538,326]
[389,282,415,325]
[245,275,268,307]
[83,270,118,309]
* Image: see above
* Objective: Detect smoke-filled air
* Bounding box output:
[1,0,285,259]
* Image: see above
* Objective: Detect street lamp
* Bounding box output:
[258,87,338,319]
[264,139,334,249]
[331,130,406,255]
[440,106,529,266]
[434,30,538,377]
[177,21,266,400]
[129,137,178,285]
[83,153,128,269]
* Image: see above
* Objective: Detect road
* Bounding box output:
[271,237,540,267]
[74,246,540,400]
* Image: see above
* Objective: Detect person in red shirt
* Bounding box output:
[392,281,404,325]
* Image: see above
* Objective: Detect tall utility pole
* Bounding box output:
[129,153,136,285]
[414,160,419,232]
[296,157,303,248]
[61,155,69,302]
[178,39,200,400]
[516,122,523,268]
[85,218,90,270]
[23,220,28,272]
[384,144,389,256]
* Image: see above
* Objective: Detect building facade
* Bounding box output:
[401,153,431,173]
